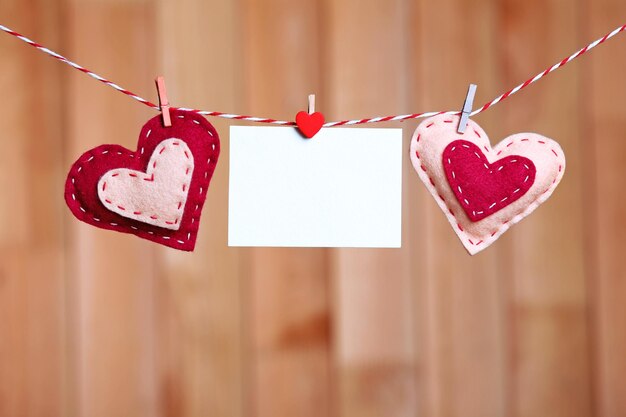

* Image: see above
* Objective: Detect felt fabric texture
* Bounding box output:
[65,109,220,251]
[443,140,536,222]
[98,138,194,230]
[295,111,325,138]
[410,114,565,255]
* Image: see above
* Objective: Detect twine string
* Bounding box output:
[1,23,624,127]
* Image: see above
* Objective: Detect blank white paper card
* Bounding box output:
[228,126,402,247]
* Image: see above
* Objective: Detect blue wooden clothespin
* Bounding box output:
[457,84,477,134]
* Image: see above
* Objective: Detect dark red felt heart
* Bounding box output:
[295,111,325,138]
[443,140,536,222]
[65,109,220,251]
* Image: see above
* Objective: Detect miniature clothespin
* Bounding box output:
[295,94,325,139]
[155,76,172,127]
[308,94,316,114]
[457,84,477,134]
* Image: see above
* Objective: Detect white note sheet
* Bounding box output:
[228,126,403,247]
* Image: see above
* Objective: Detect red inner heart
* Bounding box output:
[295,111,325,138]
[443,140,536,222]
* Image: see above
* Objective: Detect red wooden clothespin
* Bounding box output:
[155,76,172,127]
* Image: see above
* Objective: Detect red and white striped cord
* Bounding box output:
[1,23,625,127]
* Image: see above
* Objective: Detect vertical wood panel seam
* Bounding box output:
[577,1,601,415]
[58,1,75,415]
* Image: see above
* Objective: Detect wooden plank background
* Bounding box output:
[0,0,624,416]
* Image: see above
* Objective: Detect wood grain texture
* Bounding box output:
[584,3,626,417]
[154,1,244,417]
[64,2,160,417]
[411,1,506,416]
[326,1,417,416]
[0,1,625,417]
[240,2,332,417]
[0,2,66,417]
[496,2,591,416]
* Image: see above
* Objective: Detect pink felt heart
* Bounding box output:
[98,138,194,230]
[410,114,565,255]
[295,111,325,138]
[65,109,220,251]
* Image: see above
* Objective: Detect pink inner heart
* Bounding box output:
[443,140,536,222]
[98,138,194,230]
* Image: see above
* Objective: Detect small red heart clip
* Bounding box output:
[295,94,324,138]
[295,111,325,138]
